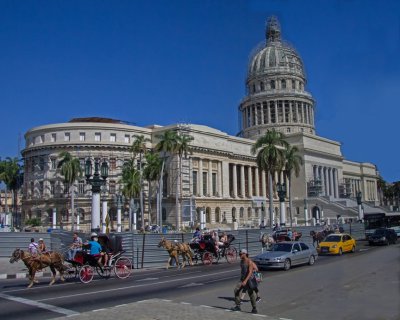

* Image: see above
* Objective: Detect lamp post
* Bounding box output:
[114,193,124,232]
[85,158,109,232]
[356,191,363,222]
[277,182,287,226]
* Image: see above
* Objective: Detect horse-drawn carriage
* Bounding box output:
[274,228,302,242]
[64,233,132,283]
[189,233,237,265]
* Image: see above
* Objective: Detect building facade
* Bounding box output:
[21,17,380,231]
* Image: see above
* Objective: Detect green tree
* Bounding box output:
[0,157,23,227]
[131,135,150,228]
[284,145,303,227]
[251,130,289,227]
[120,158,141,230]
[58,151,82,231]
[143,152,163,225]
[155,130,179,228]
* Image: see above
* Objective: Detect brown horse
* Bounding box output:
[158,238,193,269]
[175,242,193,267]
[9,249,66,288]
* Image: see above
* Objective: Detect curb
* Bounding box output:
[0,271,53,280]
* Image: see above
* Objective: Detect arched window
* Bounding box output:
[215,207,221,223]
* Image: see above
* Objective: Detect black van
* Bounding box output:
[368,228,397,245]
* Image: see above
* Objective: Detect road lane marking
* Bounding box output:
[0,292,79,316]
[32,269,237,302]
[136,277,159,281]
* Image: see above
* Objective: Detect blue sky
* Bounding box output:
[0,0,399,182]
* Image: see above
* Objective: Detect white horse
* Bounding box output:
[259,233,275,252]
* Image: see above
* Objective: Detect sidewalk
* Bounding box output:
[55,298,279,320]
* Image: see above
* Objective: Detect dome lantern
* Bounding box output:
[266,16,281,44]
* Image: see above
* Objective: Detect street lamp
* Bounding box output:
[85,158,109,232]
[356,191,363,222]
[277,182,287,226]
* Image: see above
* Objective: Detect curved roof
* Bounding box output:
[247,17,305,80]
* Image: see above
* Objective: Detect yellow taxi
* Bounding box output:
[317,233,356,255]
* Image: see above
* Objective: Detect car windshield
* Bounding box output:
[374,229,386,235]
[325,235,341,242]
[270,243,292,252]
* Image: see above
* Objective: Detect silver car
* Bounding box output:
[253,241,318,271]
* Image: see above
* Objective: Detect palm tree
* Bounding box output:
[251,130,289,227]
[284,145,303,227]
[143,152,163,225]
[155,130,179,228]
[0,157,23,228]
[58,151,82,231]
[120,158,141,230]
[131,134,150,228]
[175,133,194,229]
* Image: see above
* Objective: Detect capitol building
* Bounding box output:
[21,17,380,231]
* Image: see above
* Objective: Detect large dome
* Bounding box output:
[248,17,305,81]
[239,17,316,140]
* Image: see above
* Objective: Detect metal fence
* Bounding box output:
[0,223,366,269]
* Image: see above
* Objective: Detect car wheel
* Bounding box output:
[283,259,291,271]
[351,246,355,253]
[338,248,343,256]
[308,255,315,266]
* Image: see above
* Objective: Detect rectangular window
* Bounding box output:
[78,180,85,195]
[124,135,130,143]
[51,158,57,170]
[110,133,116,142]
[79,132,86,141]
[39,181,44,195]
[64,183,70,195]
[281,79,286,89]
[202,172,208,196]
[95,132,101,142]
[64,132,70,142]
[109,180,116,194]
[50,181,55,196]
[212,172,217,196]
[292,80,296,90]
[39,157,45,171]
[192,171,198,195]
[110,158,116,171]
[51,133,57,142]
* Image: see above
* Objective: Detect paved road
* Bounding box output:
[0,242,399,320]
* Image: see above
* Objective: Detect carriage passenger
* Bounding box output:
[67,232,83,260]
[218,232,228,247]
[38,238,47,253]
[28,238,39,255]
[192,227,201,242]
[88,233,108,267]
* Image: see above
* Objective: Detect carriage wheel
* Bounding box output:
[96,265,111,279]
[202,252,213,265]
[225,247,238,263]
[79,265,94,283]
[114,257,132,279]
[64,262,78,280]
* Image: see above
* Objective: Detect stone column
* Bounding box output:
[268,102,271,124]
[261,170,267,198]
[232,164,237,198]
[52,208,57,229]
[255,167,260,196]
[260,103,264,124]
[329,168,334,197]
[102,200,107,233]
[240,165,245,197]
[248,166,253,197]
[198,158,203,197]
[208,159,213,196]
[217,161,222,197]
